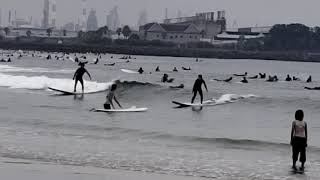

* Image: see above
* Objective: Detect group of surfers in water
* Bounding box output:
[73,61,318,109]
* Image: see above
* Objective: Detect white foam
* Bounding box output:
[0,72,112,92]
[213,94,257,104]
[0,65,73,74]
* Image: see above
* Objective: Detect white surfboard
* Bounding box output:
[172,100,216,107]
[93,106,148,113]
[48,87,106,95]
[121,69,139,74]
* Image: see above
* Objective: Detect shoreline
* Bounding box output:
[0,157,207,180]
[1,42,320,63]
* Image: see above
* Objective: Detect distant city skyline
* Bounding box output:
[1,0,320,29]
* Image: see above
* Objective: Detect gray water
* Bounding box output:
[0,50,320,179]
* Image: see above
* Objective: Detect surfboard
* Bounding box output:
[172,100,216,107]
[121,69,139,74]
[93,107,148,113]
[48,87,106,95]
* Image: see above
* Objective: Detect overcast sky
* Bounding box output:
[1,0,320,29]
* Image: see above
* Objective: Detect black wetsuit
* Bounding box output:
[74,67,89,92]
[191,79,206,104]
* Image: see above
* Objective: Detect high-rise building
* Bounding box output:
[87,9,98,31]
[8,10,12,26]
[106,6,120,31]
[0,9,2,27]
[42,0,50,28]
[50,0,57,27]
[137,10,148,27]
[81,0,87,31]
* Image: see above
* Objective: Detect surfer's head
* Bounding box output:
[198,74,203,79]
[111,84,117,91]
[295,109,304,121]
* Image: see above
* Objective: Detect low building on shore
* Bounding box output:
[139,23,202,44]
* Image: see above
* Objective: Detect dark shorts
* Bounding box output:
[104,104,111,109]
[193,89,203,95]
[292,136,307,163]
[75,77,83,84]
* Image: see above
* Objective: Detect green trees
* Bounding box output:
[264,23,313,50]
[4,27,10,36]
[122,25,131,39]
[46,28,53,37]
[97,26,109,37]
[63,29,67,36]
[26,30,32,37]
[116,28,122,38]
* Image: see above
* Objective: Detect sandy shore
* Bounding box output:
[0,157,207,180]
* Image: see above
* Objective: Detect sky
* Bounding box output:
[1,0,320,29]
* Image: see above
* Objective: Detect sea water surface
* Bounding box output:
[0,50,320,179]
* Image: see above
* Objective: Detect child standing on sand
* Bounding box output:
[290,110,308,171]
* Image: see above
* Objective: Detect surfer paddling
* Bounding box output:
[290,110,308,172]
[191,75,208,104]
[73,62,92,93]
[104,84,122,109]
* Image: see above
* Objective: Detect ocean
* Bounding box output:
[0,49,320,179]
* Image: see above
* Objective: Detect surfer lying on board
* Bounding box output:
[104,84,122,109]
[73,62,92,93]
[191,74,208,104]
[213,77,232,82]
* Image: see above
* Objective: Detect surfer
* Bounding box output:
[241,77,248,83]
[286,74,292,81]
[304,86,320,90]
[182,67,191,70]
[170,84,184,89]
[173,67,178,72]
[293,76,300,81]
[259,73,266,79]
[94,58,99,64]
[138,67,144,74]
[248,75,258,79]
[233,72,247,77]
[191,75,208,104]
[290,110,308,171]
[162,74,169,83]
[306,76,312,83]
[104,84,122,109]
[73,62,92,93]
[155,66,160,72]
[213,77,232,82]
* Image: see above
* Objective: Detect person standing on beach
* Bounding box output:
[191,75,208,104]
[73,62,92,93]
[290,109,308,171]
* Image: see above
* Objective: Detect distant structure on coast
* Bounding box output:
[163,11,226,39]
[87,9,98,31]
[42,0,56,28]
[139,23,202,43]
[106,6,120,31]
[139,11,226,43]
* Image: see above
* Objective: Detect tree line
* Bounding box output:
[243,23,320,51]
